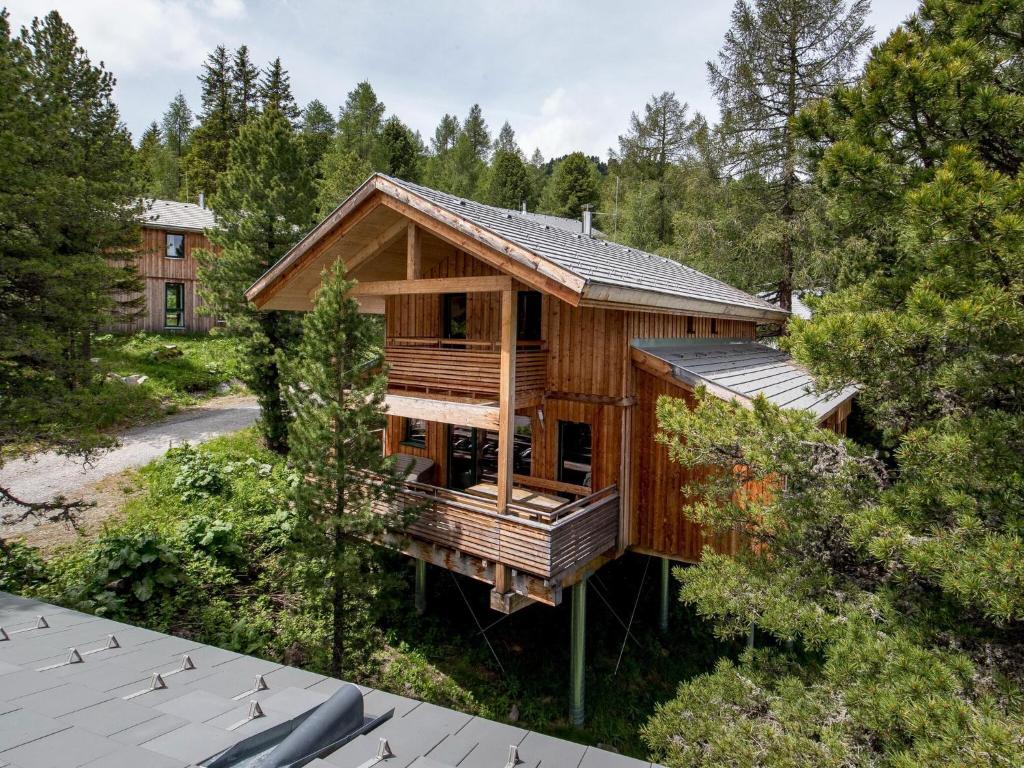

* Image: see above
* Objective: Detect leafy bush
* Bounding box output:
[178,512,243,563]
[170,444,227,502]
[0,542,49,592]
[82,528,183,614]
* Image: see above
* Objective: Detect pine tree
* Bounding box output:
[645,3,1024,765]
[196,109,316,453]
[493,120,521,158]
[336,81,385,163]
[462,103,491,162]
[317,138,372,216]
[540,152,601,219]
[423,113,462,192]
[527,148,547,208]
[430,113,460,155]
[1,9,140,461]
[283,260,410,678]
[135,121,163,196]
[299,99,335,168]
[484,149,530,209]
[183,45,236,197]
[259,57,300,124]
[373,115,422,181]
[231,45,260,124]
[160,92,193,199]
[708,0,870,309]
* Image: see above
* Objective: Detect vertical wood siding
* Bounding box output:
[110,227,218,333]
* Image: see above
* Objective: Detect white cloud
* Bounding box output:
[205,0,245,19]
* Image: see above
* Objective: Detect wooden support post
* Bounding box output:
[415,559,427,616]
[496,288,517,514]
[406,223,421,280]
[570,575,587,727]
[659,557,670,634]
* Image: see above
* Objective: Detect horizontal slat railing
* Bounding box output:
[378,481,619,579]
[384,339,546,399]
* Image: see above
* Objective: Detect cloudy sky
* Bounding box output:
[7,0,920,159]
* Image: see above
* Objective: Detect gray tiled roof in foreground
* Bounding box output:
[141,199,217,233]
[632,338,857,420]
[382,176,785,320]
[0,593,661,768]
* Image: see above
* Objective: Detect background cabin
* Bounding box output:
[111,198,218,333]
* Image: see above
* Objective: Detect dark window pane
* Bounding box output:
[402,418,427,448]
[164,282,185,328]
[513,420,532,475]
[558,420,592,487]
[516,291,542,340]
[166,233,185,259]
[443,293,467,339]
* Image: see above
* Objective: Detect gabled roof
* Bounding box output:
[246,174,789,322]
[0,592,661,768]
[140,199,216,233]
[496,207,605,237]
[632,339,856,420]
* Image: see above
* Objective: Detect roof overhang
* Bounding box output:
[582,283,789,323]
[246,175,588,310]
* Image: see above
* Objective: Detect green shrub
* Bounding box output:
[170,444,227,502]
[82,528,184,615]
[178,513,243,564]
[0,542,49,593]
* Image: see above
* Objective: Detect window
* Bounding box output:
[516,291,542,340]
[513,420,533,476]
[557,420,592,487]
[686,316,695,335]
[164,282,185,328]
[711,317,719,336]
[443,293,467,339]
[402,418,427,449]
[166,233,185,259]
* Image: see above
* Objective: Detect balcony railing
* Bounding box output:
[375,481,619,580]
[385,337,546,400]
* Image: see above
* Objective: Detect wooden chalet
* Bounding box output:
[246,174,855,723]
[112,199,218,333]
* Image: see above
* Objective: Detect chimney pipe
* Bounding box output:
[521,201,527,214]
[198,192,205,209]
[582,208,593,237]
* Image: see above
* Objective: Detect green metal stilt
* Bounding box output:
[414,559,427,616]
[659,557,670,634]
[747,623,755,650]
[570,575,588,727]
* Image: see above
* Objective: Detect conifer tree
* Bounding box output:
[259,57,300,124]
[135,121,163,196]
[484,149,531,209]
[707,0,870,309]
[300,99,335,168]
[430,113,460,155]
[374,115,422,181]
[527,148,547,208]
[462,103,491,162]
[183,45,236,197]
[336,81,385,163]
[540,152,601,219]
[423,113,462,192]
[645,3,1024,765]
[284,261,409,679]
[231,45,260,124]
[196,108,316,453]
[160,92,193,199]
[317,139,372,216]
[493,120,521,158]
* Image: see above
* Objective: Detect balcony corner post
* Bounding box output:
[496,287,518,514]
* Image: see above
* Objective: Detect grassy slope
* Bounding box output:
[21,428,739,760]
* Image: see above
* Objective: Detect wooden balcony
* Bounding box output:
[385,338,546,401]
[376,481,619,586]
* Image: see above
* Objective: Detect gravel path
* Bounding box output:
[0,395,259,532]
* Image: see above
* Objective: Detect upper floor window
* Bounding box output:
[557,420,592,488]
[443,293,467,339]
[516,291,542,340]
[166,233,185,259]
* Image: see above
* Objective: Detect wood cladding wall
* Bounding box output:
[110,227,219,333]
[630,369,738,562]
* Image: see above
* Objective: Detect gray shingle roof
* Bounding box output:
[0,593,661,768]
[632,339,856,419]
[494,207,605,237]
[381,176,786,320]
[141,199,217,233]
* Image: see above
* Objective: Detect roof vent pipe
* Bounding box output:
[521,201,527,214]
[582,208,593,237]
[199,192,206,209]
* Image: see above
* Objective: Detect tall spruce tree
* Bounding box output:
[135,122,163,196]
[644,3,1024,765]
[259,57,300,124]
[160,92,193,199]
[374,115,422,181]
[336,81,385,164]
[462,103,491,162]
[196,108,316,452]
[231,45,260,124]
[493,120,521,158]
[484,149,531,209]
[284,261,409,679]
[423,113,462,192]
[540,152,601,219]
[707,0,871,309]
[183,45,236,197]
[300,98,335,168]
[1,10,139,487]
